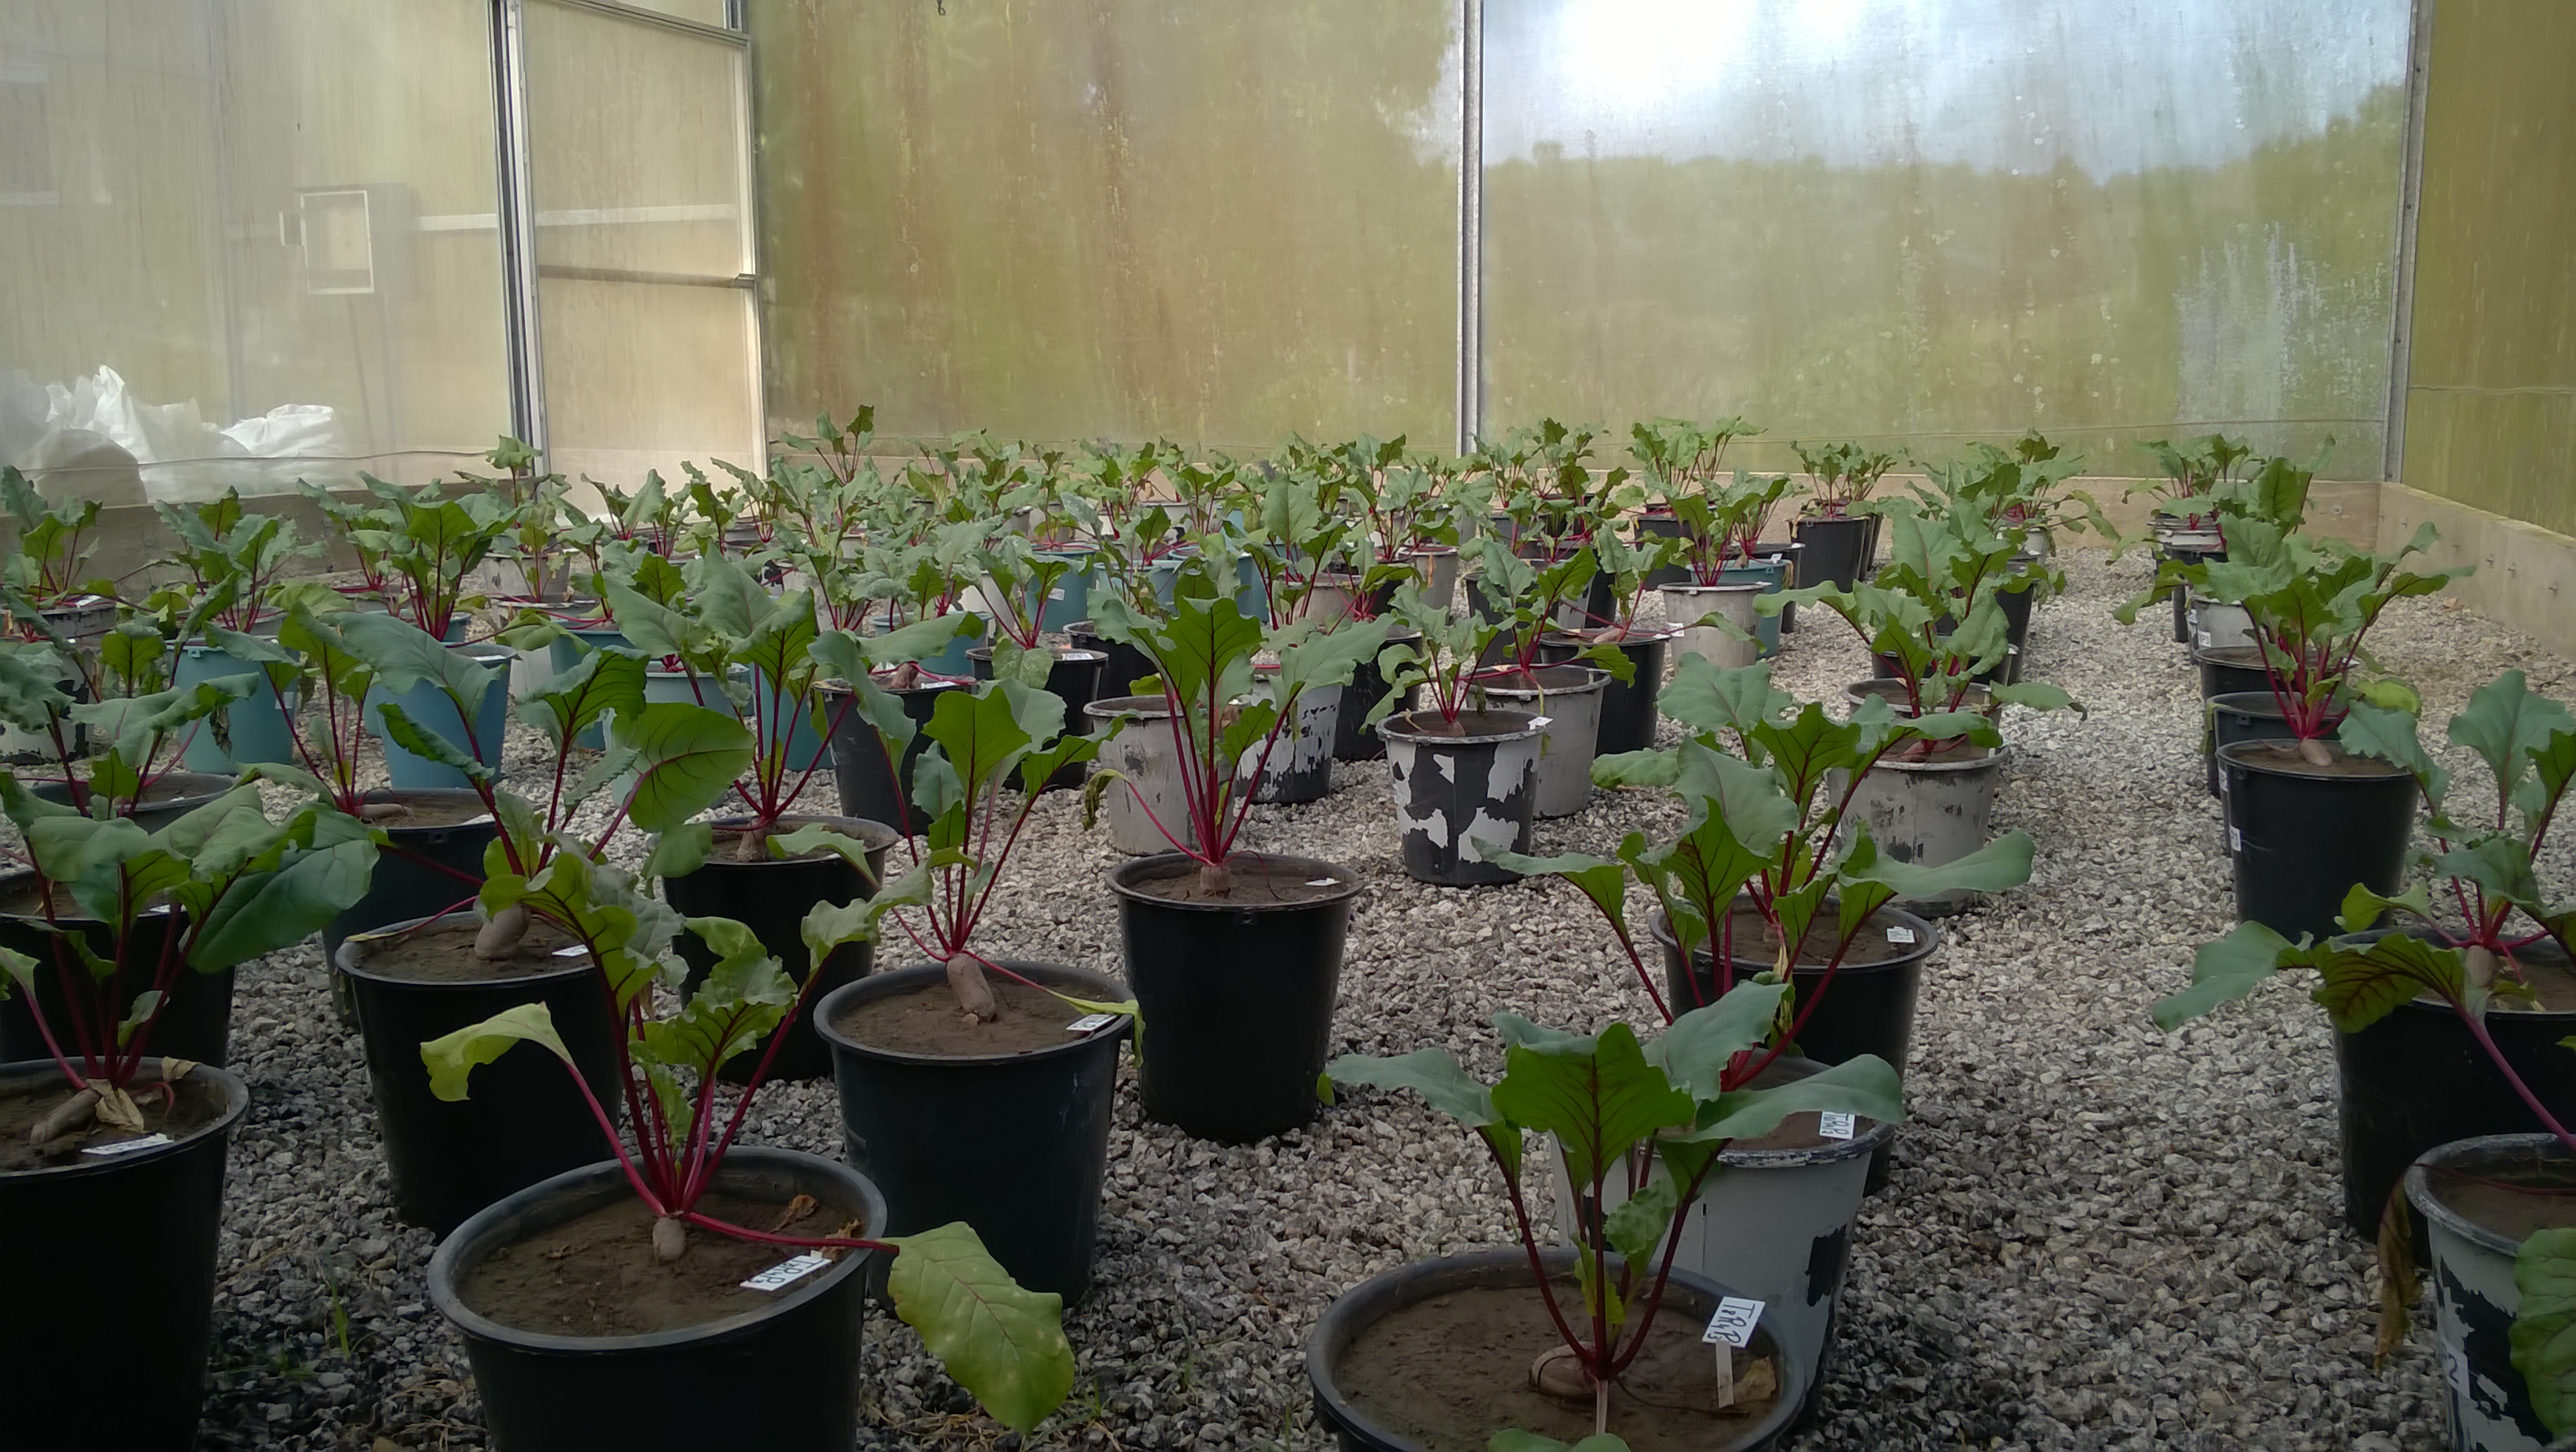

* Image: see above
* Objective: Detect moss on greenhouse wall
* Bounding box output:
[1482,88,2406,481]
[751,0,1461,452]
[2401,0,2576,540]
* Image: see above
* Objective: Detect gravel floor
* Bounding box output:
[177,549,2576,1451]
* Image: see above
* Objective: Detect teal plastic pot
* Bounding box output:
[367,642,515,789]
[173,642,297,773]
[549,629,633,749]
[1717,557,1792,657]
[1147,552,1268,623]
[1036,548,1100,632]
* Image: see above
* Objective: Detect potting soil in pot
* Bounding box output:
[455,1189,865,1337]
[1331,1275,1782,1451]
[0,1068,230,1170]
[355,915,581,983]
[832,974,1099,1056]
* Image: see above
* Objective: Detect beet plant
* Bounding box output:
[2154,670,2576,1433]
[1324,979,1900,1440]
[1790,440,1895,519]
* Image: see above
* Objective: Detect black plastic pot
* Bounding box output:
[821,676,960,836]
[1305,1247,1807,1452]
[1376,709,1542,886]
[1537,628,1672,754]
[2157,540,2225,643]
[2333,934,2576,1239]
[31,769,236,833]
[325,790,497,1024]
[1653,903,1936,1192]
[663,816,896,1082]
[967,646,1104,790]
[1632,511,1694,588]
[815,960,1129,1303]
[337,917,627,1235]
[2204,691,2298,797]
[1334,628,1421,762]
[2193,644,2270,700]
[425,1148,885,1452]
[0,1059,249,1452]
[1069,620,1158,699]
[1794,513,1875,592]
[1109,853,1361,1143]
[2218,740,2417,940]
[1999,576,2038,649]
[0,883,230,1066]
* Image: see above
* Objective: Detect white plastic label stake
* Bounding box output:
[1527,717,1553,730]
[1884,926,1916,945]
[1818,1112,1857,1140]
[2229,825,2243,852]
[552,945,590,959]
[2198,631,2211,647]
[739,1254,831,1293]
[1047,588,1065,601]
[1306,878,1339,888]
[1702,1297,1765,1348]
[1065,1012,1118,1034]
[82,1133,171,1158]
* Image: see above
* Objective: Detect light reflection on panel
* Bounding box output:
[753,0,1461,451]
[1483,0,2409,477]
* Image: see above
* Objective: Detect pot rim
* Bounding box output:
[811,959,1132,1068]
[697,813,900,859]
[2404,1132,2576,1256]
[816,675,964,698]
[425,1147,885,1353]
[0,1057,249,1182]
[1106,851,1364,913]
[2188,643,2268,670]
[1086,694,1178,722]
[1863,740,2010,774]
[2207,690,2293,721]
[1842,677,1998,715]
[1303,1246,1807,1452]
[1476,664,1611,701]
[1659,580,1769,597]
[1376,708,1542,747]
[335,909,601,991]
[2216,737,2413,783]
[1539,627,1681,649]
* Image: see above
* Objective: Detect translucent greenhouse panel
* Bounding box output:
[523,0,758,494]
[0,0,510,503]
[752,0,1461,451]
[1481,0,2409,479]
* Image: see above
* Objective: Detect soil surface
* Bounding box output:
[346,916,580,985]
[1121,859,1350,908]
[1331,1278,1780,1451]
[456,1188,865,1338]
[1725,1106,1872,1155]
[2426,1167,2576,1244]
[833,972,1105,1057]
[362,797,493,830]
[2224,739,2413,780]
[1676,906,1916,969]
[1393,709,1534,739]
[2499,950,2576,1013]
[0,1068,230,1170]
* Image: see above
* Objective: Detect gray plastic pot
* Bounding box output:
[1376,709,1541,887]
[1475,664,1608,819]
[1245,674,1341,805]
[1548,1056,1890,1431]
[1833,745,2012,916]
[1088,695,1196,855]
[2405,1133,2576,1452]
[1305,1246,1807,1452]
[1662,581,1765,669]
[2187,594,2256,652]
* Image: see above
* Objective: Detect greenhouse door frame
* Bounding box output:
[485,0,762,470]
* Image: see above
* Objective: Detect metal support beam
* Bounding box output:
[2383,0,2436,483]
[490,0,549,460]
[1456,0,1484,457]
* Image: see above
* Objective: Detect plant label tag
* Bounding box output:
[739,1254,831,1293]
[82,1133,170,1158]
[1048,588,1065,601]
[552,945,590,959]
[1884,926,1916,945]
[2228,825,2243,853]
[1528,717,1553,730]
[1702,1297,1764,1348]
[462,814,495,826]
[1818,1112,1857,1140]
[1065,1012,1118,1034]
[2198,631,2211,647]
[1307,878,1339,888]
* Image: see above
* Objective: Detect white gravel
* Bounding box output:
[181,549,2576,1450]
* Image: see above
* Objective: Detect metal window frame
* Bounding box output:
[488,0,762,470]
[1457,0,1484,457]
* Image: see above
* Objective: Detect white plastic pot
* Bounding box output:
[2406,1133,2576,1452]
[1475,664,1609,819]
[1833,745,2012,917]
[1662,582,1765,670]
[1088,695,1197,855]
